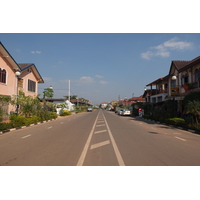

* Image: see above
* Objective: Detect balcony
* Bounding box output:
[145,89,168,103]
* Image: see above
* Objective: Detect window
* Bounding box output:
[28,79,36,92]
[171,79,176,87]
[0,68,6,83]
[195,69,200,82]
[181,74,189,85]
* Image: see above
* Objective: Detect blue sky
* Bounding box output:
[1,33,200,104]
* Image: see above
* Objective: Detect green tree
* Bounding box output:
[43,88,54,98]
[12,91,41,117]
[0,95,11,121]
[185,100,200,124]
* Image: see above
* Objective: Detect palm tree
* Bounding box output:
[185,100,200,124]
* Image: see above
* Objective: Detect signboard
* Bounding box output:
[171,86,179,96]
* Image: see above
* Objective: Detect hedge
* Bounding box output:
[0,112,58,131]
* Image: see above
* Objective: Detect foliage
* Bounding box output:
[43,88,54,98]
[185,100,200,124]
[64,95,77,99]
[60,110,71,116]
[0,122,13,131]
[10,115,29,127]
[0,112,58,131]
[0,95,11,106]
[161,100,178,118]
[182,92,200,106]
[11,91,41,117]
[165,118,186,127]
[50,112,58,119]
[0,95,11,121]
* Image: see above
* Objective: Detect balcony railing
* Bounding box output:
[147,89,168,96]
[183,82,199,91]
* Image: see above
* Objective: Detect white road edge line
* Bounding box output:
[22,134,31,139]
[102,112,125,166]
[175,136,186,141]
[77,111,100,166]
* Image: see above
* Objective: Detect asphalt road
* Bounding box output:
[0,109,200,166]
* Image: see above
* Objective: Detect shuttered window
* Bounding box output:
[28,79,36,92]
[0,68,6,83]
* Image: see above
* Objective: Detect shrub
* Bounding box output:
[50,112,58,119]
[142,114,151,119]
[188,123,200,131]
[25,116,40,125]
[0,122,13,131]
[165,118,186,127]
[10,115,27,127]
[60,110,71,116]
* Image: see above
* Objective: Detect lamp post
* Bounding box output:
[171,75,181,117]
[15,71,21,115]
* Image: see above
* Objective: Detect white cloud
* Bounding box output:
[99,80,108,85]
[141,37,193,60]
[31,50,42,54]
[95,75,104,79]
[79,76,94,84]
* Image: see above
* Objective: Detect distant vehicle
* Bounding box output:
[121,109,131,116]
[87,107,93,112]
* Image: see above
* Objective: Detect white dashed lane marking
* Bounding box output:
[90,140,110,150]
[94,130,107,134]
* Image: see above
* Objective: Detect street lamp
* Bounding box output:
[15,71,21,115]
[172,75,177,81]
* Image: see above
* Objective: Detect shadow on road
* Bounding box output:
[130,117,176,130]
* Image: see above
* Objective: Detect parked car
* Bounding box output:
[121,109,131,116]
[117,109,123,115]
[87,107,93,112]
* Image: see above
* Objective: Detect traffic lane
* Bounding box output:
[103,111,200,166]
[130,117,200,150]
[0,111,98,166]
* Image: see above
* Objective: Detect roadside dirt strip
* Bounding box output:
[77,109,125,166]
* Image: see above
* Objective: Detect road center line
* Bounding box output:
[77,111,100,166]
[102,112,125,166]
[22,134,31,139]
[47,126,52,129]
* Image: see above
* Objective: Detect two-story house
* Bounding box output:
[143,56,200,104]
[0,42,44,119]
[144,75,169,104]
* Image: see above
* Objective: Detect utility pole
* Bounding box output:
[68,80,70,102]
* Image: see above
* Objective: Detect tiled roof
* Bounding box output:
[128,96,145,102]
[172,56,200,70]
